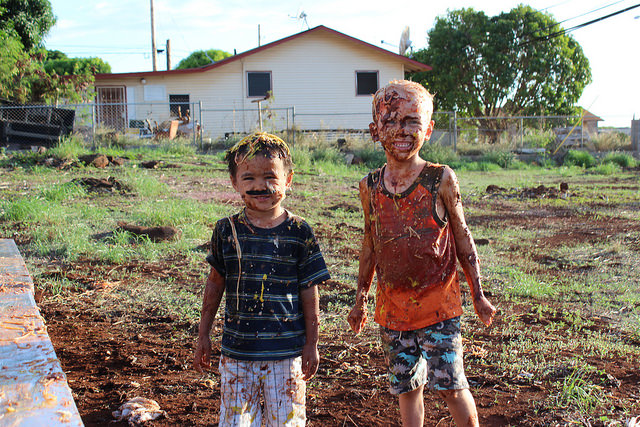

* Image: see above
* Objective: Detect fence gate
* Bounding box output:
[96,86,127,131]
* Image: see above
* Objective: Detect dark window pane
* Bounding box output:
[248,72,271,97]
[169,94,190,117]
[357,72,378,95]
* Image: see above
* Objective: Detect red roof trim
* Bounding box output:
[95,25,431,80]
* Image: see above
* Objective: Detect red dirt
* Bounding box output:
[28,180,640,426]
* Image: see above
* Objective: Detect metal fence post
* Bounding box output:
[520,117,524,149]
[192,102,196,148]
[453,111,457,152]
[198,101,203,145]
[91,103,96,150]
[292,106,296,146]
[286,107,290,143]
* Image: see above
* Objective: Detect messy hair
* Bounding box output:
[372,80,434,123]
[225,132,293,177]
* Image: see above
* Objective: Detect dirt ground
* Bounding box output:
[28,178,640,426]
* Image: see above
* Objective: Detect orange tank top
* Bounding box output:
[367,163,462,331]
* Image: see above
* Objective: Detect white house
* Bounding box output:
[94,25,431,139]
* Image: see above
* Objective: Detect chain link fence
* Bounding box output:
[2,101,617,155]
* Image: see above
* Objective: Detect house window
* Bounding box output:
[356,71,379,95]
[247,72,272,97]
[169,94,190,117]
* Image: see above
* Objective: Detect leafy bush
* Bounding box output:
[420,142,459,164]
[602,152,637,168]
[592,162,621,175]
[311,146,344,164]
[482,150,516,168]
[456,161,502,172]
[589,131,630,152]
[523,129,556,149]
[563,150,596,168]
[353,146,386,169]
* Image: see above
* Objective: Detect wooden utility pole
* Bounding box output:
[166,39,171,70]
[150,0,157,71]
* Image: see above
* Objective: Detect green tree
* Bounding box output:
[0,0,56,50]
[410,5,591,140]
[0,33,98,103]
[175,49,232,69]
[44,50,111,75]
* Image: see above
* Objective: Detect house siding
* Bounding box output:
[95,28,413,138]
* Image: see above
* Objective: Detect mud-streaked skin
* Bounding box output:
[348,81,495,427]
[194,153,319,381]
[348,82,496,333]
[230,154,293,229]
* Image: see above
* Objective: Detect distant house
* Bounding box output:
[94,25,431,139]
[582,109,603,136]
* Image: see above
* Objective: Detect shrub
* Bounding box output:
[523,129,556,149]
[563,150,596,168]
[420,142,459,165]
[482,150,516,168]
[602,152,637,168]
[592,162,621,175]
[589,131,630,152]
[457,161,502,172]
[48,135,88,159]
[353,146,386,169]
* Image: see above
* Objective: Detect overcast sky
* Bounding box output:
[46,0,640,127]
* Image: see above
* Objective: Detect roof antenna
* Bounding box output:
[289,8,310,30]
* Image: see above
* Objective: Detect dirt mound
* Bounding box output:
[71,177,132,193]
[78,154,127,168]
[486,183,569,199]
[117,222,180,242]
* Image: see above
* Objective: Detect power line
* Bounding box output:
[520,2,640,46]
[551,0,628,27]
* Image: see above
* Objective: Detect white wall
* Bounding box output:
[96,29,407,138]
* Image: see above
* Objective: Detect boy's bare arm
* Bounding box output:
[439,167,496,326]
[300,285,320,381]
[193,267,225,372]
[347,178,377,334]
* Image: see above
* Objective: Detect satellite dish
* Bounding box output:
[399,26,412,55]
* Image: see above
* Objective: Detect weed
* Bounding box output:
[48,135,88,159]
[420,142,459,165]
[523,129,556,149]
[592,162,621,175]
[555,366,603,413]
[41,181,87,202]
[482,150,516,168]
[563,150,597,168]
[588,131,630,151]
[602,152,637,168]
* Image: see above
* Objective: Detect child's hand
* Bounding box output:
[347,304,368,334]
[473,296,496,327]
[302,342,319,381]
[193,336,212,372]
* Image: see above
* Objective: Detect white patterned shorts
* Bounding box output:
[219,355,306,426]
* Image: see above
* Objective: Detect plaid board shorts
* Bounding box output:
[380,316,469,395]
[219,355,306,427]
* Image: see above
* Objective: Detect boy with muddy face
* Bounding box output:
[194,132,330,426]
[347,80,496,427]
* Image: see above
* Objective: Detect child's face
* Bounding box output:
[370,88,434,162]
[231,154,292,214]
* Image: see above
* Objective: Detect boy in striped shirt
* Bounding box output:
[194,132,330,426]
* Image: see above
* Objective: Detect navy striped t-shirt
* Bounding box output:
[206,210,330,361]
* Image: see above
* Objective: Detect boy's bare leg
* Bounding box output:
[399,386,424,427]
[438,389,479,427]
